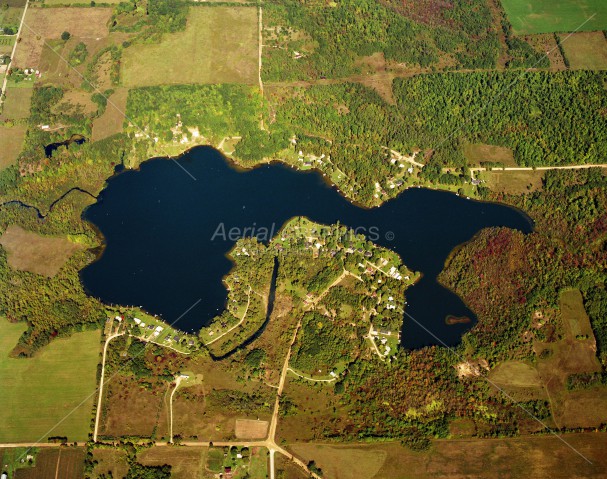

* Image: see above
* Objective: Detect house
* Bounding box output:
[133,318,141,325]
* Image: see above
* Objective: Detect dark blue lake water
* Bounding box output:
[80,146,532,348]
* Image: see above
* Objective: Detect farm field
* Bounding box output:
[0,125,26,169]
[561,31,607,69]
[291,433,607,478]
[121,7,258,87]
[0,319,101,443]
[11,7,112,69]
[0,225,83,277]
[14,448,85,479]
[500,0,607,34]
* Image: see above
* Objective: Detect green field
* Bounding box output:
[561,31,607,69]
[121,7,258,87]
[501,0,607,34]
[0,319,101,442]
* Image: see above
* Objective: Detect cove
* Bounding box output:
[80,146,532,349]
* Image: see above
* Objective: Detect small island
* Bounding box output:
[445,314,472,325]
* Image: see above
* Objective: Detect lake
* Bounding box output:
[80,146,532,349]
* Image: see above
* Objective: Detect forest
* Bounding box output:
[262,0,510,81]
[441,168,607,363]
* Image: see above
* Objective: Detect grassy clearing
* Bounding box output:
[561,31,607,69]
[92,87,128,141]
[92,448,129,479]
[291,434,607,478]
[489,360,542,387]
[0,37,14,56]
[234,419,269,439]
[534,289,605,428]
[560,289,596,340]
[0,6,23,30]
[247,447,268,479]
[101,374,170,438]
[12,8,111,69]
[0,225,83,277]
[0,125,26,169]
[0,87,34,121]
[0,318,101,443]
[524,33,567,70]
[488,360,547,400]
[500,0,607,34]
[138,447,207,479]
[481,169,545,194]
[290,444,386,479]
[121,7,258,87]
[206,448,224,473]
[463,143,516,167]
